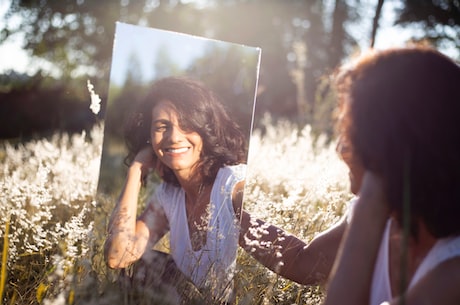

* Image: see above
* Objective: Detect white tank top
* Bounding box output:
[154,164,245,298]
[346,199,460,305]
[370,218,460,305]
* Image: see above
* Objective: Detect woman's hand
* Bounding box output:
[132,146,157,184]
[356,170,390,220]
[324,170,389,305]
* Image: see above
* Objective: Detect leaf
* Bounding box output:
[36,282,48,303]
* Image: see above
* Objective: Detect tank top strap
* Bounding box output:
[409,234,460,288]
[370,218,393,305]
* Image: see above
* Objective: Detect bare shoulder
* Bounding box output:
[400,256,460,305]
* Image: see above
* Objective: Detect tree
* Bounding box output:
[1,0,365,136]
[370,0,385,48]
[1,0,204,80]
[2,0,118,78]
[395,0,460,54]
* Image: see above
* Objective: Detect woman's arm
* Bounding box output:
[323,171,389,305]
[104,147,168,269]
[233,181,347,286]
[239,211,346,286]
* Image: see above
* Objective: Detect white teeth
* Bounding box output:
[166,147,189,153]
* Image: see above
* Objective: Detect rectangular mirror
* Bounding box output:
[97,22,260,303]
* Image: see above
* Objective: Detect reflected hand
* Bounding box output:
[132,146,157,183]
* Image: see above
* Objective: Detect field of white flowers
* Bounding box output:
[0,115,352,305]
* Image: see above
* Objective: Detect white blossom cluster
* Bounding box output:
[87,80,101,115]
[0,124,103,265]
[0,108,353,304]
[237,116,352,304]
[244,115,352,238]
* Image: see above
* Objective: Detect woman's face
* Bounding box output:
[150,100,203,179]
[337,137,364,195]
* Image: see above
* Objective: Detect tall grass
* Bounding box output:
[0,115,351,304]
[0,220,9,305]
[237,115,352,304]
[0,125,103,304]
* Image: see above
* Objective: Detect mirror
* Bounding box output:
[97,22,261,303]
[98,22,260,195]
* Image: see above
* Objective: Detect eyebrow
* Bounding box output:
[151,119,170,124]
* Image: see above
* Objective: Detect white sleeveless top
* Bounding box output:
[346,199,460,305]
[154,164,245,298]
[370,219,460,305]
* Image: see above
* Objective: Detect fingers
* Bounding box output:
[359,171,384,199]
[356,171,390,218]
[134,146,156,166]
[132,146,157,183]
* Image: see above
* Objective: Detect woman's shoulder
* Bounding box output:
[212,164,246,195]
[153,182,182,204]
[411,234,460,283]
[218,164,246,180]
[404,254,460,305]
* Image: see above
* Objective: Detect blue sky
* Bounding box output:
[109,22,259,85]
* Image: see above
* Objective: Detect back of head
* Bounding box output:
[336,46,460,238]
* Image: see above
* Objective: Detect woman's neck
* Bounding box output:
[176,171,206,204]
[389,218,437,295]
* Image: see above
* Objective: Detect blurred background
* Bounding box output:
[0,0,459,141]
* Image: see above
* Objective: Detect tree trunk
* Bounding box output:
[330,0,348,68]
[370,0,385,48]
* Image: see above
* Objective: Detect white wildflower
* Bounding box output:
[43,292,66,305]
[87,79,101,115]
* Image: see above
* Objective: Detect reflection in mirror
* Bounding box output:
[98,22,260,303]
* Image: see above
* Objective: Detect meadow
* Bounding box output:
[0,115,353,304]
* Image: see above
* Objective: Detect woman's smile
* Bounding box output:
[164,146,191,154]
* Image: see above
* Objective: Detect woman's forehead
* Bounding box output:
[151,99,178,118]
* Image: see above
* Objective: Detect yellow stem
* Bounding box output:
[0,220,10,305]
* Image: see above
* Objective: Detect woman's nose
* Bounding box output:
[337,137,350,159]
[167,125,184,142]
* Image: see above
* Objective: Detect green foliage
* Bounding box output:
[0,74,99,139]
[187,43,261,136]
[395,0,460,54]
[3,1,459,137]
[1,0,362,135]
[3,0,122,78]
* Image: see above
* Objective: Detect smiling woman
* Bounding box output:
[104,76,249,304]
[98,22,264,304]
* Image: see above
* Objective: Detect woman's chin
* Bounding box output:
[349,175,358,195]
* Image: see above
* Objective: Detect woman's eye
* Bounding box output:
[153,124,167,132]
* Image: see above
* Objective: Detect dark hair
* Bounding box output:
[124,76,247,186]
[335,46,460,238]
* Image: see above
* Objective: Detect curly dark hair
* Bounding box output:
[123,76,247,186]
[335,46,460,238]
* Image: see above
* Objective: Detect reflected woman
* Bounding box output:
[104,77,248,303]
[104,77,311,304]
